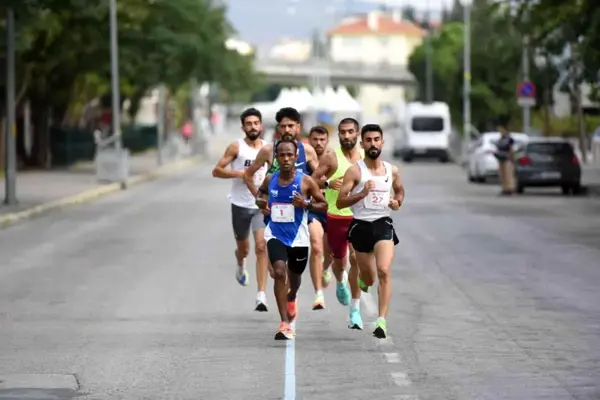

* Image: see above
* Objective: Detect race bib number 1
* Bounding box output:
[365,190,389,209]
[271,203,295,222]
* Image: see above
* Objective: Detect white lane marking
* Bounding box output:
[284,321,296,400]
[384,352,401,363]
[394,395,420,400]
[391,371,411,387]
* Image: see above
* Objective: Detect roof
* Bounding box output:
[327,14,426,37]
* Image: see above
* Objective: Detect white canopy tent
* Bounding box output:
[335,86,362,112]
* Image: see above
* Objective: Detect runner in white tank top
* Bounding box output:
[336,124,405,339]
[212,108,270,311]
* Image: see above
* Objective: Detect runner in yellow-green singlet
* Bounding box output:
[311,117,365,330]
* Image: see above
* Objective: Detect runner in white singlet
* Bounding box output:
[336,124,405,339]
[212,108,269,311]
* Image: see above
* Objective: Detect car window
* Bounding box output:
[411,117,444,132]
[528,142,573,155]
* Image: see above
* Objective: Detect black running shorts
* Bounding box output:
[347,216,399,253]
[266,238,309,275]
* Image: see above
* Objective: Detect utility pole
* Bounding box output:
[424,0,434,102]
[4,6,17,205]
[157,85,166,165]
[463,0,471,157]
[572,43,588,163]
[522,8,531,134]
[109,0,122,151]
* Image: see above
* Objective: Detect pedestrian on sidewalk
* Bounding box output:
[494,117,516,196]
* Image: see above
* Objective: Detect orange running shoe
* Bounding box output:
[274,322,295,340]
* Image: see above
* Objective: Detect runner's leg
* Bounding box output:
[347,219,376,330]
[326,215,352,305]
[321,222,333,288]
[374,240,394,319]
[372,217,399,339]
[286,246,309,322]
[231,204,253,286]
[267,239,294,340]
[348,244,362,303]
[251,212,268,311]
[308,219,325,309]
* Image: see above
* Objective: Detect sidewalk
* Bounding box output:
[0,150,186,217]
[582,162,600,196]
[0,130,239,227]
[0,146,203,220]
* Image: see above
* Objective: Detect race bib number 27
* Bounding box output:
[365,190,389,209]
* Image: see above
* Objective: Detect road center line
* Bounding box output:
[284,321,296,400]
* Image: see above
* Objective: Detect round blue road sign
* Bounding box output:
[517,81,535,97]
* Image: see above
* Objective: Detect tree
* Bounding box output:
[0,0,259,167]
[408,0,560,133]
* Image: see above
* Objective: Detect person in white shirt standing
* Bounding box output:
[212,108,269,311]
[336,124,405,339]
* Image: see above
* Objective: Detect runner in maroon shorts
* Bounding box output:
[312,118,365,329]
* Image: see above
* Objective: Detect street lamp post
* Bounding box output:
[534,49,550,135]
[463,0,471,160]
[4,6,17,205]
[424,0,433,103]
[109,0,122,152]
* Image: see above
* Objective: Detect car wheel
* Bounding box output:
[572,183,582,195]
[561,185,571,195]
[403,156,413,163]
[438,155,449,163]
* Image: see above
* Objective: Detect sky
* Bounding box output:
[224,0,454,48]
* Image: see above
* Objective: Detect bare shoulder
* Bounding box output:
[346,163,361,177]
[227,140,240,153]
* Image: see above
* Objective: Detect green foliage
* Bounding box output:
[0,0,259,120]
[408,0,600,134]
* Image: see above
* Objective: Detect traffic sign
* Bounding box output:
[517,81,536,107]
[517,81,536,97]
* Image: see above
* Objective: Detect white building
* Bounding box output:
[225,38,255,56]
[268,38,312,61]
[326,10,425,121]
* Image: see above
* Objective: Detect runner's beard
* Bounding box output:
[341,139,356,150]
[246,131,260,140]
[365,146,381,159]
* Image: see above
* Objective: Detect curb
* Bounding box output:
[0,156,202,230]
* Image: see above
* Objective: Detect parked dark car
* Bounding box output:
[514,139,581,195]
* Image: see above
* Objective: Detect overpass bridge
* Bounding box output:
[254,58,416,86]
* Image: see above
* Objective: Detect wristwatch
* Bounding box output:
[306,202,313,211]
[323,181,329,189]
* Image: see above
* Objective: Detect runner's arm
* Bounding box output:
[391,165,405,203]
[303,176,327,213]
[303,143,319,173]
[311,152,334,189]
[255,174,271,210]
[211,142,241,179]
[243,145,271,197]
[336,165,365,209]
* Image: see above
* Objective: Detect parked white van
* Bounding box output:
[393,101,451,163]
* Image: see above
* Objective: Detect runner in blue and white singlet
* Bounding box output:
[256,139,327,341]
